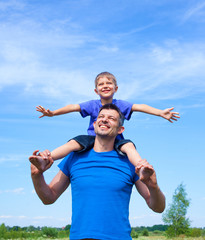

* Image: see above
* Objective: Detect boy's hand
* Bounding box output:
[161,107,180,123]
[36,106,54,118]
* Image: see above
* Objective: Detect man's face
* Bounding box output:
[94,109,124,138]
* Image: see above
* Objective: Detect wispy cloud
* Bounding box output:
[0,154,28,163]
[0,2,204,103]
[0,187,25,194]
[182,1,205,22]
[0,0,25,11]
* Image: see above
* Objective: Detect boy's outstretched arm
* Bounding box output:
[132,104,180,123]
[36,104,81,118]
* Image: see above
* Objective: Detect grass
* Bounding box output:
[133,237,205,240]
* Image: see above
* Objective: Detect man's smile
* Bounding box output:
[99,123,110,129]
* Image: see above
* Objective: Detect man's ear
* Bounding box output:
[93,121,96,128]
[118,126,124,135]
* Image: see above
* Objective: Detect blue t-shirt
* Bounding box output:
[58,149,139,240]
[79,99,133,139]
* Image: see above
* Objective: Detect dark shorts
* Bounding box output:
[70,135,135,156]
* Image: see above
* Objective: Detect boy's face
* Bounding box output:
[94,76,118,100]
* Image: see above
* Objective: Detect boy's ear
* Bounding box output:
[118,126,124,135]
[114,85,118,92]
[94,88,99,95]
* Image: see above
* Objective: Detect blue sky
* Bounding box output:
[0,0,205,228]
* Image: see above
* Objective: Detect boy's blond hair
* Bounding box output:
[95,72,118,88]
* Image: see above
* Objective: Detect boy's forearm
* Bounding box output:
[53,104,81,116]
[132,104,162,116]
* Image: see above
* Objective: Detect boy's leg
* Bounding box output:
[116,140,154,180]
[71,135,95,153]
[31,135,95,172]
[119,141,142,166]
[50,135,95,160]
[51,139,83,160]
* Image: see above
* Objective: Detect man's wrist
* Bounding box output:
[31,169,43,178]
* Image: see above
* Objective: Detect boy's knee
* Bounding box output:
[120,141,135,151]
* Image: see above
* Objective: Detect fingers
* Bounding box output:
[32,150,39,156]
[135,159,154,174]
[168,107,174,111]
[36,105,45,112]
[44,157,54,171]
[39,149,51,159]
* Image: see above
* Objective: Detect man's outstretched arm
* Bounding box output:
[135,159,165,213]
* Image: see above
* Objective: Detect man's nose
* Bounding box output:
[101,117,108,122]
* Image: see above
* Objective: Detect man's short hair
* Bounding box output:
[99,103,125,127]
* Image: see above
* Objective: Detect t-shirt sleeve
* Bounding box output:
[58,152,75,177]
[79,100,94,118]
[133,173,139,183]
[115,100,133,120]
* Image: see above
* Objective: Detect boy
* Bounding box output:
[32,72,179,176]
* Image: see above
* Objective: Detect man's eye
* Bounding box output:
[109,117,115,121]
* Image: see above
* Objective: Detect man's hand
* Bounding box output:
[36,106,54,118]
[29,150,53,175]
[161,107,180,123]
[135,159,157,189]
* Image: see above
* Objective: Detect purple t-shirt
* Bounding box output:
[79,99,133,139]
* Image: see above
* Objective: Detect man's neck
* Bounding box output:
[93,135,115,152]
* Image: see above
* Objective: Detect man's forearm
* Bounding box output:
[31,172,57,205]
[147,185,165,213]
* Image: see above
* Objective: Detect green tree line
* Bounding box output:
[0,223,71,239]
[1,223,205,239]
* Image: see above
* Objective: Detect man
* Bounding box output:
[30,103,165,240]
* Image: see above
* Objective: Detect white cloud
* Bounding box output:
[0,215,13,219]
[182,1,205,22]
[98,46,119,53]
[0,1,205,104]
[0,0,25,11]
[0,154,28,163]
[4,188,25,194]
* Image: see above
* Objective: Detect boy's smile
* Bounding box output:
[94,76,118,101]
